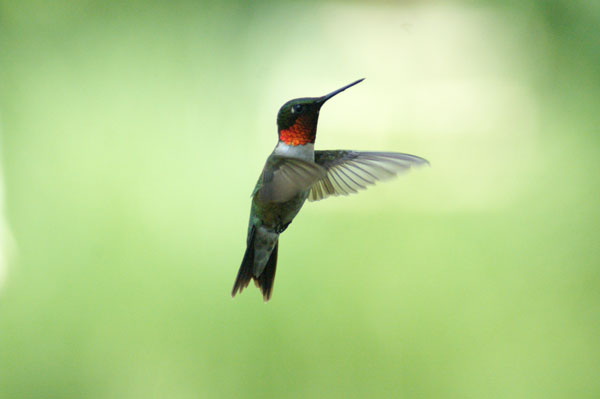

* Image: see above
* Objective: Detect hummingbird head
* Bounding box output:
[276,78,364,146]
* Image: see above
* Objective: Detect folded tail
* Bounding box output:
[231,227,279,301]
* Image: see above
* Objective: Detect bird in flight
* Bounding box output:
[232,79,428,301]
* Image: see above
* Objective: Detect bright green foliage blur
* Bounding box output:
[0,1,599,398]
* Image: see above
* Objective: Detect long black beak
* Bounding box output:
[317,78,365,105]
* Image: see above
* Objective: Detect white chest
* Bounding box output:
[273,142,315,162]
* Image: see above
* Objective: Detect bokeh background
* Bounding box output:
[0,1,598,398]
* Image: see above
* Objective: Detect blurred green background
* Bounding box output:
[0,1,598,398]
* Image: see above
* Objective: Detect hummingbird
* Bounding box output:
[232,78,428,301]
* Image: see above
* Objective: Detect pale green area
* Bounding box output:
[0,1,599,398]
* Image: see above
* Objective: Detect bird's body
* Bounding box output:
[232,79,428,301]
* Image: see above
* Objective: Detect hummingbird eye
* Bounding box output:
[291,104,304,114]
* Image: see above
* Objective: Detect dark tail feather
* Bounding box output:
[256,242,278,301]
[231,230,279,302]
[231,229,256,298]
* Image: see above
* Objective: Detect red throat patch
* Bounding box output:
[279,114,317,146]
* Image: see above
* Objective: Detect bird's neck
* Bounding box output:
[273,142,315,162]
[278,113,318,146]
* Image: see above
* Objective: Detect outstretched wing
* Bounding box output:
[309,151,429,201]
[257,156,327,203]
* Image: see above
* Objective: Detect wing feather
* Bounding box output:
[337,167,366,190]
[309,150,429,201]
[258,156,327,203]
